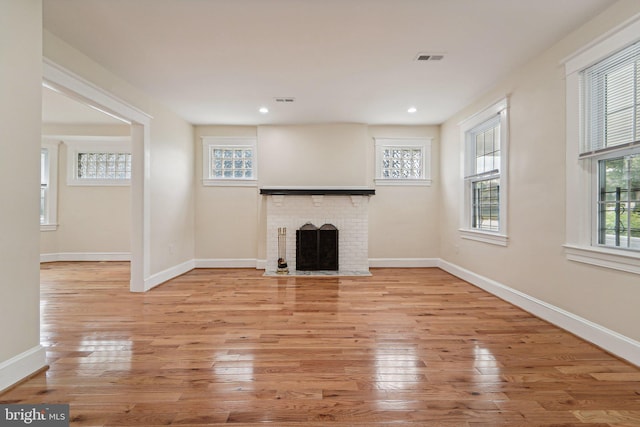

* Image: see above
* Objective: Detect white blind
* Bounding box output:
[581,40,640,156]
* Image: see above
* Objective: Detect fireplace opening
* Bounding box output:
[296,223,338,271]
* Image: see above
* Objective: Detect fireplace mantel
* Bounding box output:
[260,187,375,196]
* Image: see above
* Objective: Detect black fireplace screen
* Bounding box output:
[296,223,338,271]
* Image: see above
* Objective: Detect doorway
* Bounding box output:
[43,59,150,292]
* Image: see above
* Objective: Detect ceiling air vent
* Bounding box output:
[275,97,295,103]
[415,53,445,62]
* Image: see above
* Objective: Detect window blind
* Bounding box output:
[581,40,640,157]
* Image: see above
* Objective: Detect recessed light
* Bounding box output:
[259,107,269,114]
[407,107,417,113]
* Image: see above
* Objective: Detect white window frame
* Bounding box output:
[65,136,132,186]
[374,138,432,186]
[201,136,258,187]
[459,98,509,246]
[563,13,640,275]
[40,139,60,231]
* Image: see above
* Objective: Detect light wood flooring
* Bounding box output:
[1,262,639,426]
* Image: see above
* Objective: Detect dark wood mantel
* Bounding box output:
[260,188,375,196]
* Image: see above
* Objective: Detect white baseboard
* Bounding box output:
[438,259,640,367]
[40,252,131,262]
[369,258,440,268]
[144,259,195,291]
[0,345,47,393]
[256,259,266,270]
[194,258,259,269]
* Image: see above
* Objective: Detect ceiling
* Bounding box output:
[42,0,616,126]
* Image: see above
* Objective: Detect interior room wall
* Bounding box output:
[194,126,259,262]
[40,124,132,257]
[368,125,440,260]
[439,0,640,342]
[0,0,45,384]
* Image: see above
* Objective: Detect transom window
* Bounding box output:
[202,137,257,186]
[77,152,131,180]
[210,147,253,179]
[374,138,431,186]
[66,138,131,186]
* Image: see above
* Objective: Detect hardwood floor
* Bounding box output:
[1,262,639,426]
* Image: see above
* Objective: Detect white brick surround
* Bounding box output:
[265,194,370,274]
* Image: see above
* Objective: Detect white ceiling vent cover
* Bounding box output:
[275,97,295,103]
[415,53,445,62]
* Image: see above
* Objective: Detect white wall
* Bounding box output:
[40,125,132,258]
[0,0,46,388]
[439,0,640,342]
[194,126,259,262]
[368,126,440,260]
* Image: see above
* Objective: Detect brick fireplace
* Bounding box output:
[261,188,374,275]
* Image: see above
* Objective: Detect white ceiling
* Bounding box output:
[42,0,616,126]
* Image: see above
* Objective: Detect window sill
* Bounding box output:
[67,180,130,187]
[564,244,640,275]
[202,179,258,187]
[40,224,58,232]
[459,229,508,246]
[375,179,432,187]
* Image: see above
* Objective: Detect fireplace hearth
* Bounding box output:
[296,223,338,271]
[262,188,373,276]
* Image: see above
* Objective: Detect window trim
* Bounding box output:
[65,136,132,186]
[201,136,258,187]
[564,13,640,274]
[459,97,509,246]
[40,139,60,231]
[373,137,432,186]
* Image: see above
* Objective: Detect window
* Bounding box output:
[201,137,257,186]
[374,138,431,186]
[564,15,640,274]
[40,140,59,231]
[66,138,131,186]
[583,41,640,251]
[459,98,508,246]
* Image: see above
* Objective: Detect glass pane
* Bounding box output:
[382,159,389,168]
[245,170,253,178]
[472,178,500,232]
[598,154,640,249]
[223,150,233,158]
[223,170,233,178]
[223,160,233,169]
[244,150,252,158]
[234,160,243,168]
[234,170,244,178]
[213,149,223,158]
[234,150,243,158]
[383,149,391,159]
[392,149,401,158]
